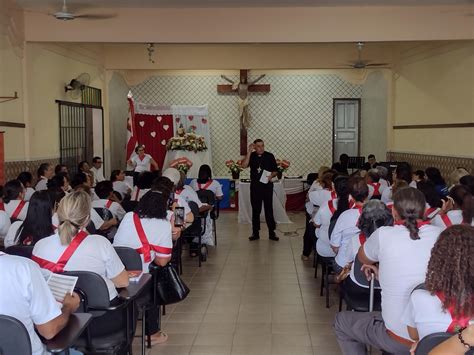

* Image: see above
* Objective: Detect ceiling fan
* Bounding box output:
[344,42,388,69]
[51,0,116,21]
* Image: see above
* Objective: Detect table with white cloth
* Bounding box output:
[237,180,292,224]
[162,150,211,178]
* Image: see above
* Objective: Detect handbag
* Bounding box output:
[154,263,190,305]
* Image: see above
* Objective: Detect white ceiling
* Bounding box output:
[17,0,474,9]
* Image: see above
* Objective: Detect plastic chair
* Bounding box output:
[197,189,218,246]
[181,201,207,267]
[0,315,32,355]
[5,245,34,259]
[62,271,136,354]
[415,332,455,355]
[319,255,336,308]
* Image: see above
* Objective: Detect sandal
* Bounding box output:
[150,331,168,345]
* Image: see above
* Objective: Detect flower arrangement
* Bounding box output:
[276,159,291,174]
[167,124,207,153]
[169,157,193,174]
[225,159,244,174]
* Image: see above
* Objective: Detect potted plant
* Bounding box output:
[276,159,290,180]
[225,159,243,180]
[170,157,193,174]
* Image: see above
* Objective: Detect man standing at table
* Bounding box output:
[242,139,279,241]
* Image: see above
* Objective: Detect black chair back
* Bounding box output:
[114,246,143,271]
[4,245,34,259]
[121,199,138,213]
[306,173,318,186]
[183,201,203,235]
[93,207,114,221]
[353,258,381,289]
[197,189,216,206]
[415,332,460,355]
[0,315,32,355]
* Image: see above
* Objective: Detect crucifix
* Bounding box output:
[217,69,270,155]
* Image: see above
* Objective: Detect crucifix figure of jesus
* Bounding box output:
[217,69,270,155]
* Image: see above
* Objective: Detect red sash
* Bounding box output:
[359,233,367,245]
[132,213,172,263]
[328,200,336,215]
[11,201,26,220]
[330,190,337,199]
[133,188,141,201]
[440,214,453,227]
[436,292,472,332]
[386,202,393,210]
[105,199,113,209]
[32,231,88,273]
[353,204,363,215]
[198,180,213,190]
[0,202,4,211]
[369,182,381,196]
[424,207,440,220]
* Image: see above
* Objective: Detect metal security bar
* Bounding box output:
[81,86,102,107]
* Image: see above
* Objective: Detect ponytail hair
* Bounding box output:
[449,185,473,224]
[331,176,350,222]
[57,191,91,245]
[393,187,426,240]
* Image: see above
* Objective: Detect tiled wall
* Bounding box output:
[131,73,361,177]
[4,158,60,183]
[386,151,474,181]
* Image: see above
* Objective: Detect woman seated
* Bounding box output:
[330,177,369,273]
[448,167,470,190]
[35,163,54,191]
[402,224,473,347]
[32,190,129,301]
[412,170,426,185]
[130,172,154,202]
[314,176,350,260]
[308,171,338,213]
[426,167,449,198]
[416,180,442,220]
[113,190,173,345]
[341,200,393,301]
[432,185,474,229]
[382,163,413,204]
[111,169,132,198]
[190,164,224,200]
[0,186,11,242]
[384,180,409,211]
[47,173,71,194]
[17,171,35,201]
[4,191,55,248]
[3,179,29,221]
[93,181,126,221]
[366,169,386,200]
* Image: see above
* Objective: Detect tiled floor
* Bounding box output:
[137,211,342,355]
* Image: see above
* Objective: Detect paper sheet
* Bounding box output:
[47,273,78,303]
[259,170,271,184]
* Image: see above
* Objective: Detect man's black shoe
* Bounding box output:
[249,235,260,241]
[269,235,279,241]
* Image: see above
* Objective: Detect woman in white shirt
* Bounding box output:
[92,181,126,221]
[432,185,474,229]
[35,163,54,191]
[130,172,154,202]
[128,145,159,185]
[334,187,442,355]
[32,190,128,301]
[382,163,414,204]
[17,171,35,201]
[314,176,350,258]
[114,189,173,345]
[416,180,442,220]
[402,224,473,346]
[190,164,224,200]
[4,191,55,248]
[3,179,29,221]
[111,170,132,199]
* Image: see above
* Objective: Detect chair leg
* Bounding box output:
[319,263,325,297]
[162,305,166,316]
[338,288,343,312]
[141,307,146,355]
[198,234,202,267]
[213,219,217,246]
[325,267,330,308]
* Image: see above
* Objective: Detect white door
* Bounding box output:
[333,99,360,161]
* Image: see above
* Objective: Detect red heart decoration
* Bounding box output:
[188,116,194,121]
[202,118,208,124]
[176,117,180,123]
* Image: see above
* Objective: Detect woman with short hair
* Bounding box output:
[3,179,29,221]
[36,163,54,191]
[432,184,474,229]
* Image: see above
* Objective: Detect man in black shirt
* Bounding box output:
[242,139,279,241]
[362,154,378,171]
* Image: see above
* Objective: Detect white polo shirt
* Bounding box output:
[91,167,105,185]
[309,189,336,209]
[0,253,62,355]
[331,206,363,268]
[402,289,473,340]
[113,181,132,198]
[363,224,441,339]
[190,179,224,198]
[113,212,173,272]
[381,187,392,204]
[0,210,11,241]
[305,181,323,215]
[33,233,125,300]
[314,199,337,257]
[130,187,150,202]
[91,199,126,221]
[4,200,29,221]
[35,177,49,191]
[367,183,387,199]
[177,186,203,208]
[131,154,153,173]
[431,209,473,229]
[24,187,36,201]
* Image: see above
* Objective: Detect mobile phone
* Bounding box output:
[174,207,185,227]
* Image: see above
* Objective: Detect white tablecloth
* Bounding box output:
[162,150,211,178]
[238,181,292,224]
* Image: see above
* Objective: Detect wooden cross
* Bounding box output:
[217,69,270,155]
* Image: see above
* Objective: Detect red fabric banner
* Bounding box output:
[134,113,174,170]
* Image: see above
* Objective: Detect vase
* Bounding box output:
[232,171,240,180]
[277,171,283,180]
